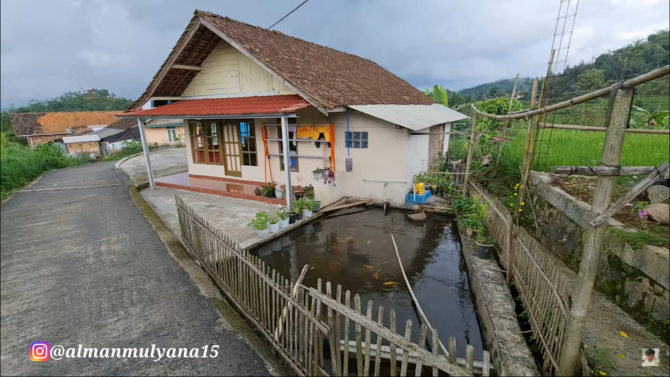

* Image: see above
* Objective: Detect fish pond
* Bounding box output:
[251,208,484,358]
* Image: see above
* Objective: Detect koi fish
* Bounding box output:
[372,271,380,280]
[345,236,354,242]
[383,282,399,287]
[362,265,372,269]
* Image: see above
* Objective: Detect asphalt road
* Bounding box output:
[0,162,270,376]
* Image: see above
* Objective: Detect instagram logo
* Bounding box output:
[30,342,50,362]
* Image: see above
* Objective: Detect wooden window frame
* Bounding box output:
[240,121,258,166]
[189,120,223,165]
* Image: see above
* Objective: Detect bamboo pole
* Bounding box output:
[518,79,540,204]
[558,87,635,376]
[552,166,660,176]
[470,65,669,121]
[274,264,309,343]
[462,113,478,195]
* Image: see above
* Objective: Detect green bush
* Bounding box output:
[0,136,87,199]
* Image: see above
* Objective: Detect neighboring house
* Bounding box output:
[62,134,102,158]
[103,116,184,150]
[119,10,467,206]
[8,111,121,149]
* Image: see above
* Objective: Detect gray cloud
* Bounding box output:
[1,0,668,109]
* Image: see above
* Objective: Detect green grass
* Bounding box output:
[451,129,670,177]
[607,227,667,250]
[1,132,89,199]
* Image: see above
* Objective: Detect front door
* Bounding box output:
[221,121,243,177]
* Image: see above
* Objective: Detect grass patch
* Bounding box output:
[1,132,89,199]
[100,140,144,161]
[607,227,667,250]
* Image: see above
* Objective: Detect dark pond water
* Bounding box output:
[251,208,484,358]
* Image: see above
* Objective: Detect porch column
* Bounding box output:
[136,118,155,189]
[280,115,292,208]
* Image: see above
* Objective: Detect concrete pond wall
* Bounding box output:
[528,173,669,339]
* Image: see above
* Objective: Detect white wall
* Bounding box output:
[406,128,430,187]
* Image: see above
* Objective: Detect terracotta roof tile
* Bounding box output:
[121,95,309,117]
[106,117,137,131]
[131,10,435,111]
[9,111,122,136]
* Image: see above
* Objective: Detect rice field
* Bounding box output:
[450,129,670,177]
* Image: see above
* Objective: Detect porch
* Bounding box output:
[155,172,284,205]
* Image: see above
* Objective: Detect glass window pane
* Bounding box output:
[196,137,203,148]
[250,153,257,166]
[196,125,202,135]
[352,132,360,139]
[361,132,368,140]
[211,123,218,136]
[353,141,360,148]
[361,141,368,149]
[249,140,256,152]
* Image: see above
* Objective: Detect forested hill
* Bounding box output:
[450,29,669,103]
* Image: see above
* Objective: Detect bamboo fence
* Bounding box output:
[176,195,493,377]
[468,181,569,375]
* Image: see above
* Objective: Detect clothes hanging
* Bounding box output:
[288,126,297,146]
[296,126,314,139]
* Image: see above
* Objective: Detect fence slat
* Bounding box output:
[326,282,340,377]
[482,351,490,377]
[343,290,351,377]
[374,305,384,377]
[400,320,412,377]
[465,345,474,375]
[354,294,364,376]
[431,329,439,377]
[389,310,397,377]
[363,301,373,376]
[415,324,427,377]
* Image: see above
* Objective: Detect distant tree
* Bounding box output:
[424,85,449,106]
[576,69,606,93]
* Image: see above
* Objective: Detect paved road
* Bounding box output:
[0,162,270,376]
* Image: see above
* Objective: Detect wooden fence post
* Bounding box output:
[518,79,539,203]
[462,113,478,195]
[505,217,513,284]
[558,86,634,376]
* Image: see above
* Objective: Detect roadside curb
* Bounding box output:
[114,152,144,168]
[1,173,45,205]
[128,186,286,376]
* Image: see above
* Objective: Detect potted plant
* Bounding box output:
[275,185,285,200]
[254,187,262,196]
[293,198,305,220]
[247,211,270,238]
[294,185,304,200]
[303,184,321,211]
[474,234,495,259]
[321,167,336,186]
[303,199,318,218]
[276,207,290,229]
[268,216,280,233]
[260,182,277,197]
[312,167,325,180]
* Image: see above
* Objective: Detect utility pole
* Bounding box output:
[557,86,634,375]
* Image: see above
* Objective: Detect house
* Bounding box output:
[119,10,467,207]
[62,134,102,158]
[8,111,121,149]
[100,117,182,154]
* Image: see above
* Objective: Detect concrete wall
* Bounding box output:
[144,126,184,147]
[528,173,669,330]
[181,41,294,98]
[66,141,100,157]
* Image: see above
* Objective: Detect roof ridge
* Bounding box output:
[8,110,122,115]
[195,9,382,67]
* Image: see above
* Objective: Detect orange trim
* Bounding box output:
[329,123,336,171]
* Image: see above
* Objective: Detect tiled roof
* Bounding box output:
[106,117,137,131]
[121,95,309,118]
[9,111,122,136]
[131,10,435,111]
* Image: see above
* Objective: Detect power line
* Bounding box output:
[268,0,309,30]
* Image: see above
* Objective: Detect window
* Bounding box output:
[345,131,368,149]
[279,123,299,172]
[151,100,179,108]
[167,127,178,142]
[240,121,257,166]
[189,121,222,164]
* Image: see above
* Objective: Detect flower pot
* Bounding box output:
[279,218,289,229]
[269,222,279,233]
[256,228,270,239]
[275,189,284,199]
[294,192,304,200]
[296,211,304,220]
[313,172,323,180]
[289,214,298,224]
[474,241,494,259]
[313,201,321,212]
[254,187,262,196]
[303,209,313,218]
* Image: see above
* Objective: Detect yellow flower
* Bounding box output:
[521,202,525,206]
[584,344,588,348]
[599,371,606,376]
[618,354,624,359]
[514,193,518,196]
[619,331,628,338]
[518,209,522,212]
[510,196,513,198]
[510,204,514,207]
[520,185,524,188]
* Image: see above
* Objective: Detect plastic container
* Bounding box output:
[405,190,432,204]
[414,182,425,195]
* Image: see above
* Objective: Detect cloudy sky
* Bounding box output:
[1,0,668,109]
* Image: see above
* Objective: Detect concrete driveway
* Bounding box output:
[0,162,270,376]
[120,147,188,186]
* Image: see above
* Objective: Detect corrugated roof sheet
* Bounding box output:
[349,104,469,131]
[121,95,309,118]
[62,135,101,144]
